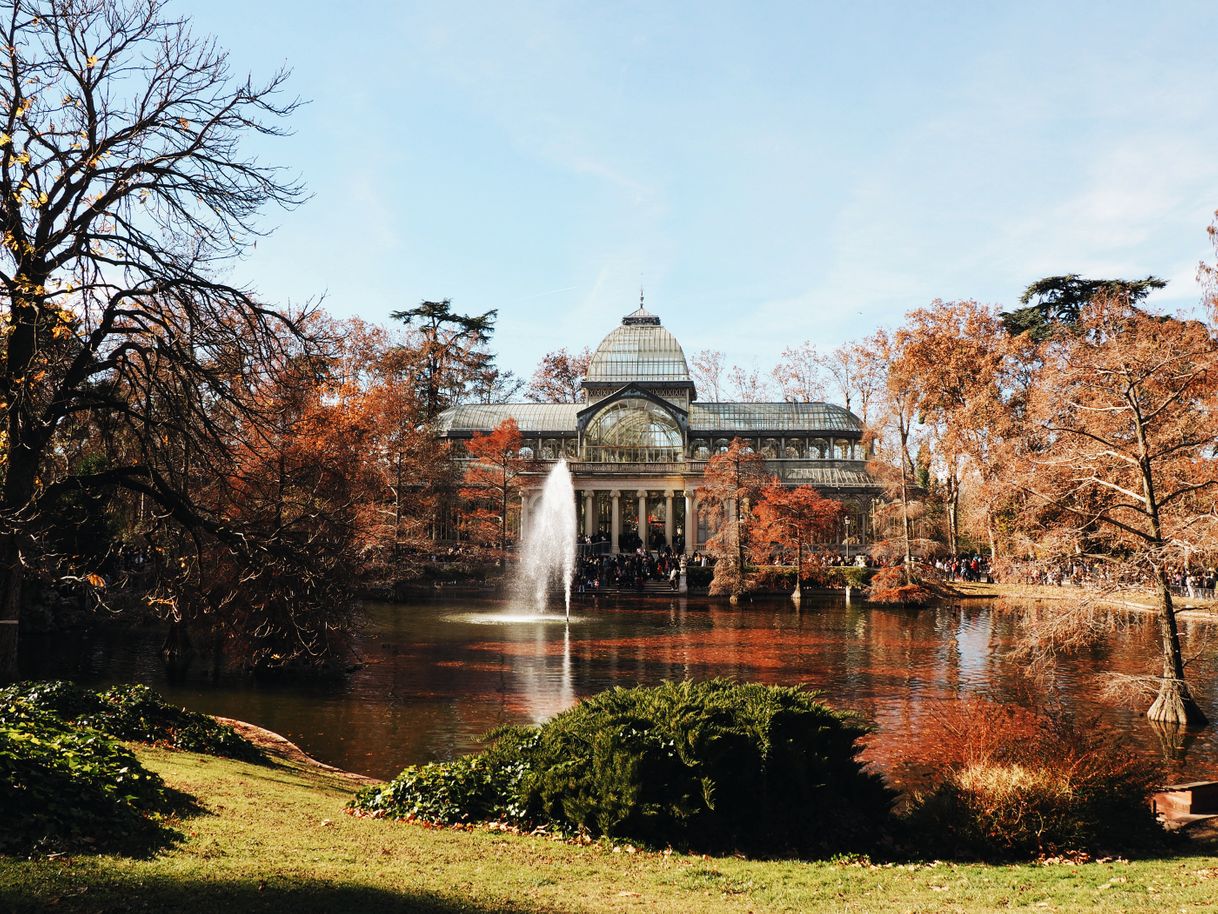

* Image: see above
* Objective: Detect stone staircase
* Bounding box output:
[642,579,679,594]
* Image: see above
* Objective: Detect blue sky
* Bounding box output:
[187,0,1218,379]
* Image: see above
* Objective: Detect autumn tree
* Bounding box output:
[461,419,527,556]
[391,299,497,420]
[892,300,1013,555]
[867,329,918,568]
[325,318,447,575]
[1008,296,1218,726]
[752,480,843,598]
[0,0,308,677]
[525,346,591,403]
[701,438,768,601]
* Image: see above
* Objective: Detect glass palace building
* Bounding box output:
[436,306,880,554]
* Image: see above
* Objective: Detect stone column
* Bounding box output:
[519,491,530,543]
[637,489,648,551]
[610,490,621,554]
[583,491,595,537]
[664,490,674,548]
[685,490,697,552]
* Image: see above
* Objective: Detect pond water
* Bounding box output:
[19,593,1218,784]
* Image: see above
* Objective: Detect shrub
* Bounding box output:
[866,563,951,605]
[750,565,797,591]
[684,566,714,589]
[355,680,894,856]
[0,698,187,855]
[824,565,871,590]
[903,699,1163,859]
[0,681,261,762]
[355,727,537,826]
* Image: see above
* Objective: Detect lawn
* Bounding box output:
[2,745,1217,913]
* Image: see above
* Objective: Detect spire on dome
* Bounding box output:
[622,294,661,326]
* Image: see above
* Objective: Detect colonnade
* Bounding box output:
[521,486,700,554]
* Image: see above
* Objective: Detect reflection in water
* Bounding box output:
[19,594,1218,783]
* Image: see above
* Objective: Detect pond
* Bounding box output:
[19,593,1218,784]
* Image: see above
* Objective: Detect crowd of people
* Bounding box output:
[933,554,992,582]
[574,546,686,593]
[998,557,1218,601]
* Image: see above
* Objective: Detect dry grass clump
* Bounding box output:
[903,698,1164,860]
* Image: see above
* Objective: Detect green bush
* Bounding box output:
[750,565,797,591]
[824,566,871,589]
[684,566,714,588]
[355,728,537,826]
[0,698,187,855]
[355,680,893,856]
[0,681,261,762]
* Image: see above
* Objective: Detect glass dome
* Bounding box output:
[585,306,691,384]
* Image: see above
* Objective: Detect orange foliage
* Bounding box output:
[460,419,526,555]
[751,479,843,577]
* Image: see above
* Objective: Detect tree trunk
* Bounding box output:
[1146,570,1208,725]
[1132,405,1207,727]
[0,536,22,681]
[947,474,959,557]
[0,279,48,681]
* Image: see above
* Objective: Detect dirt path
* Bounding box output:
[953,581,1218,622]
[213,716,381,786]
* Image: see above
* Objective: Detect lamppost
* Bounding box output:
[843,515,852,561]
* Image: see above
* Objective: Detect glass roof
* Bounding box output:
[437,400,863,436]
[586,309,691,384]
[690,402,862,433]
[435,403,579,434]
[782,465,876,488]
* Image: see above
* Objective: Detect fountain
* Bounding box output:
[515,458,577,621]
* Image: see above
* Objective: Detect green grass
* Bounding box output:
[2,745,1217,913]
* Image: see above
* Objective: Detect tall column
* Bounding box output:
[610,490,621,554]
[583,491,595,537]
[664,490,674,548]
[685,490,697,552]
[637,489,648,551]
[519,491,530,543]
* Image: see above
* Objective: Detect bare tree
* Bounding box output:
[727,364,774,402]
[820,343,880,425]
[690,348,725,402]
[0,0,307,677]
[771,341,824,402]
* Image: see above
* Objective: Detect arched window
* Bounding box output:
[810,437,828,459]
[714,438,731,454]
[519,446,534,460]
[541,438,558,460]
[784,438,804,458]
[583,400,683,462]
[761,437,780,458]
[690,438,710,459]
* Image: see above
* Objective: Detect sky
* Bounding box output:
[185,0,1218,380]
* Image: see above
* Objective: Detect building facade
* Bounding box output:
[436,306,880,554]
